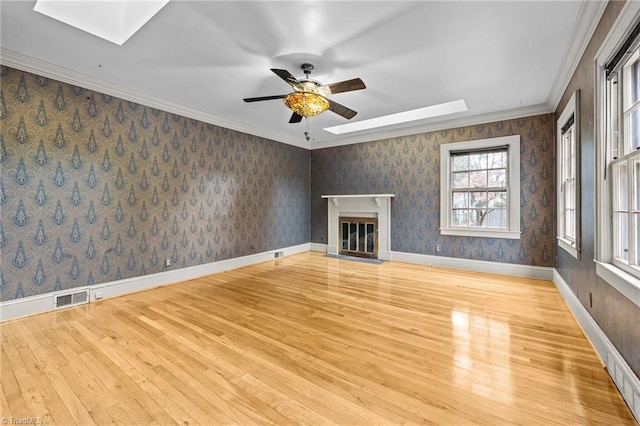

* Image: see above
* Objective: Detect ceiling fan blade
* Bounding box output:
[243,94,287,102]
[323,78,366,95]
[328,100,357,120]
[271,69,303,91]
[289,113,303,123]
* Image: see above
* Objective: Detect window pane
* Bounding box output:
[469,209,488,227]
[366,223,375,253]
[486,208,507,229]
[631,59,640,105]
[562,133,570,179]
[452,155,469,172]
[487,191,507,208]
[342,222,349,250]
[570,131,577,175]
[615,212,629,262]
[487,192,508,230]
[488,169,506,187]
[634,214,640,265]
[629,108,640,151]
[634,158,640,211]
[469,191,488,208]
[607,73,620,160]
[565,209,576,242]
[469,171,488,187]
[488,151,506,169]
[453,192,468,208]
[615,162,629,210]
[453,172,469,188]
[564,178,575,209]
[349,223,357,251]
[469,153,487,170]
[563,127,576,178]
[358,223,365,252]
[452,209,469,226]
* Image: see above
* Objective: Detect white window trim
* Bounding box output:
[594,0,640,309]
[557,90,580,259]
[440,135,521,239]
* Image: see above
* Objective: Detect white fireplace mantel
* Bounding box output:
[321,194,394,260]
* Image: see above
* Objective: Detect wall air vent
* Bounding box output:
[54,290,89,309]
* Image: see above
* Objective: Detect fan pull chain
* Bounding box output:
[304,117,311,142]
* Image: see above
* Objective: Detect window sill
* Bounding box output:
[557,237,579,259]
[595,261,640,309]
[440,227,521,240]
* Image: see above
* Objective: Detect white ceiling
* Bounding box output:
[0,1,604,149]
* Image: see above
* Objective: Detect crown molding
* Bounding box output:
[1,42,571,151]
[547,0,608,111]
[309,103,553,150]
[0,48,312,150]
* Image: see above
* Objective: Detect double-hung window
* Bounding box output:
[595,3,640,301]
[557,91,580,258]
[440,135,521,239]
[608,51,640,278]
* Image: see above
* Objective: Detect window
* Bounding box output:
[608,51,640,278]
[595,2,640,302]
[557,91,580,259]
[440,135,520,239]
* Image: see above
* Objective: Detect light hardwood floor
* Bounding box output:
[1,252,636,425]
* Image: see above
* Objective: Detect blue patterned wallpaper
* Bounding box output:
[0,66,310,302]
[311,115,556,267]
[0,64,555,304]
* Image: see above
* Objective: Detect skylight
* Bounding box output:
[324,99,468,135]
[34,0,170,45]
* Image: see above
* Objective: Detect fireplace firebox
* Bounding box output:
[339,217,378,258]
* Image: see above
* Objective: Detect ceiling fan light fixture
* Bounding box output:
[283,92,329,117]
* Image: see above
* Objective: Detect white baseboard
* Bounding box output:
[391,251,554,280]
[378,250,392,261]
[0,243,310,322]
[553,270,640,423]
[0,291,61,322]
[310,242,327,252]
[310,246,550,279]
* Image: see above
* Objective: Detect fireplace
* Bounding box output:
[321,194,394,260]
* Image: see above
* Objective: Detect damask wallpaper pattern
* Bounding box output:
[0,64,555,303]
[0,66,310,302]
[311,115,556,267]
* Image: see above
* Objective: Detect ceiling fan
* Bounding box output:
[243,63,366,123]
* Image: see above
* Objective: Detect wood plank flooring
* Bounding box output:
[1,252,636,425]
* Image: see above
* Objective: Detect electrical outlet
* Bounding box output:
[250,244,254,251]
[165,258,171,267]
[94,291,103,300]
[435,245,441,253]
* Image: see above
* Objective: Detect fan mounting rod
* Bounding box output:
[301,63,314,77]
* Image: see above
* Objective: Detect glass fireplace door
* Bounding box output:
[340,217,378,258]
